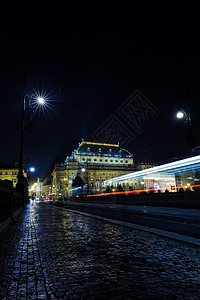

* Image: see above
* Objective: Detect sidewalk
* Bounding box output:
[0,203,200,299]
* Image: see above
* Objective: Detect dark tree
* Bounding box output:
[72,176,84,188]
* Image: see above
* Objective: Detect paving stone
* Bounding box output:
[0,203,200,299]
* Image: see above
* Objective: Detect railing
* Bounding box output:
[0,180,23,223]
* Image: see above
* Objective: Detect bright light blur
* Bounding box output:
[30,167,35,172]
[27,88,55,117]
[81,168,86,172]
[176,111,184,119]
[37,97,45,104]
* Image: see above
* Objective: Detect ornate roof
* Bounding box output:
[76,141,132,158]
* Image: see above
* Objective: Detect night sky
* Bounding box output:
[1,2,200,179]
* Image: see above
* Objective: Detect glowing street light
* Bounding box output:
[37,97,45,104]
[29,167,36,172]
[176,110,184,119]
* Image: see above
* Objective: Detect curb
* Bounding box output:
[66,209,200,247]
[50,204,200,247]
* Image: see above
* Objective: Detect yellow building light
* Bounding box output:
[79,141,119,148]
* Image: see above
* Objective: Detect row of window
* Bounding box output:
[81,158,129,163]
[86,147,122,153]
[0,171,17,175]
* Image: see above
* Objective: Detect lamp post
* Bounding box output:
[176,108,195,148]
[17,90,45,201]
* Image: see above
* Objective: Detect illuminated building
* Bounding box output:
[42,177,52,198]
[35,178,43,198]
[0,162,26,188]
[51,140,135,199]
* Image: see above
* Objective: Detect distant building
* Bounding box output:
[42,176,52,198]
[52,140,135,199]
[36,178,43,198]
[0,162,26,188]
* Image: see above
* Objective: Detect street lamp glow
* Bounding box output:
[176,111,184,119]
[37,97,45,104]
[81,168,86,172]
[30,167,35,172]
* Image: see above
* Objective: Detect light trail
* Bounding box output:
[104,155,200,185]
[83,184,200,197]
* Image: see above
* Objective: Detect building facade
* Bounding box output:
[52,140,135,199]
[42,177,52,198]
[0,162,26,188]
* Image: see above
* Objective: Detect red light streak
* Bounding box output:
[84,184,200,197]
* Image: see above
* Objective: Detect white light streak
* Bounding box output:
[105,155,200,185]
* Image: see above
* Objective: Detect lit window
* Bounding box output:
[87,147,90,151]
[98,148,102,152]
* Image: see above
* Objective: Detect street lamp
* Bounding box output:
[176,108,195,148]
[17,91,45,199]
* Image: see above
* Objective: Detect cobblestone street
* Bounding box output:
[0,203,200,299]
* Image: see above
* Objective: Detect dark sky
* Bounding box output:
[1,2,200,178]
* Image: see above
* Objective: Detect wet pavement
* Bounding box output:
[0,203,200,299]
